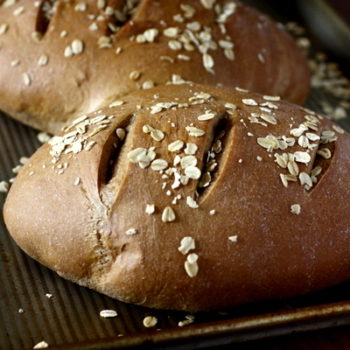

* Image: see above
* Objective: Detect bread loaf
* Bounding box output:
[0,0,309,133]
[4,83,350,312]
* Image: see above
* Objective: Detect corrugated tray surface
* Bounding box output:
[1,1,350,349]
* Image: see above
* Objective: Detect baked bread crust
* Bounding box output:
[4,83,350,312]
[0,0,309,133]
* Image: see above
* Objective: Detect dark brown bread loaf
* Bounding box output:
[0,0,309,133]
[4,83,350,312]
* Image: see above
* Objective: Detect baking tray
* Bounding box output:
[1,1,350,349]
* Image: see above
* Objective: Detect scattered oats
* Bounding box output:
[317,148,332,159]
[125,228,137,236]
[200,0,215,9]
[0,181,9,193]
[71,39,84,55]
[173,155,181,166]
[290,204,301,215]
[0,24,9,35]
[22,73,31,86]
[321,130,337,143]
[238,159,243,163]
[143,316,158,328]
[236,87,249,93]
[37,132,51,143]
[142,80,154,89]
[75,2,87,11]
[242,98,258,106]
[45,293,52,299]
[129,70,141,81]
[88,22,98,31]
[298,135,309,148]
[38,55,49,66]
[257,135,279,152]
[143,28,159,42]
[186,196,199,209]
[100,310,118,318]
[163,27,179,38]
[198,111,216,121]
[224,48,235,61]
[333,125,344,134]
[311,166,322,179]
[11,59,20,67]
[263,95,280,101]
[115,47,122,55]
[74,177,81,186]
[142,124,154,134]
[280,174,289,188]
[181,155,197,169]
[151,159,168,171]
[98,36,112,49]
[162,206,176,223]
[12,165,22,174]
[258,53,265,63]
[109,100,124,107]
[160,55,175,63]
[128,148,147,163]
[31,31,42,42]
[186,126,205,137]
[203,53,214,71]
[178,236,195,255]
[225,103,237,112]
[184,253,199,278]
[299,172,313,188]
[260,114,277,125]
[186,21,201,31]
[19,157,28,165]
[306,132,320,141]
[275,153,288,168]
[184,143,198,155]
[168,140,184,152]
[287,160,299,176]
[290,124,308,137]
[60,30,68,38]
[184,166,201,180]
[228,235,238,242]
[13,6,25,16]
[178,315,195,327]
[33,341,48,349]
[294,151,311,164]
[18,308,24,314]
[177,54,190,61]
[168,40,182,50]
[29,170,35,176]
[256,156,262,161]
[85,140,96,151]
[97,0,106,9]
[150,129,165,142]
[145,204,155,215]
[209,209,216,215]
[64,46,73,57]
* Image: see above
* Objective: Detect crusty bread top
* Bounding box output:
[0,0,309,133]
[4,83,350,312]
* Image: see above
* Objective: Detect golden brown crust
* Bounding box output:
[4,83,350,312]
[0,0,309,133]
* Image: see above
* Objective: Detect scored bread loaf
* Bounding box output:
[0,0,309,133]
[4,83,350,312]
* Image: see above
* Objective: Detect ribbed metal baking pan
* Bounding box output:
[1,1,350,349]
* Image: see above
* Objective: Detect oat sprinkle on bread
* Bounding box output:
[4,83,350,312]
[0,0,309,133]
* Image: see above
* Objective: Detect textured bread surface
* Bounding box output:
[0,0,309,133]
[4,83,349,312]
